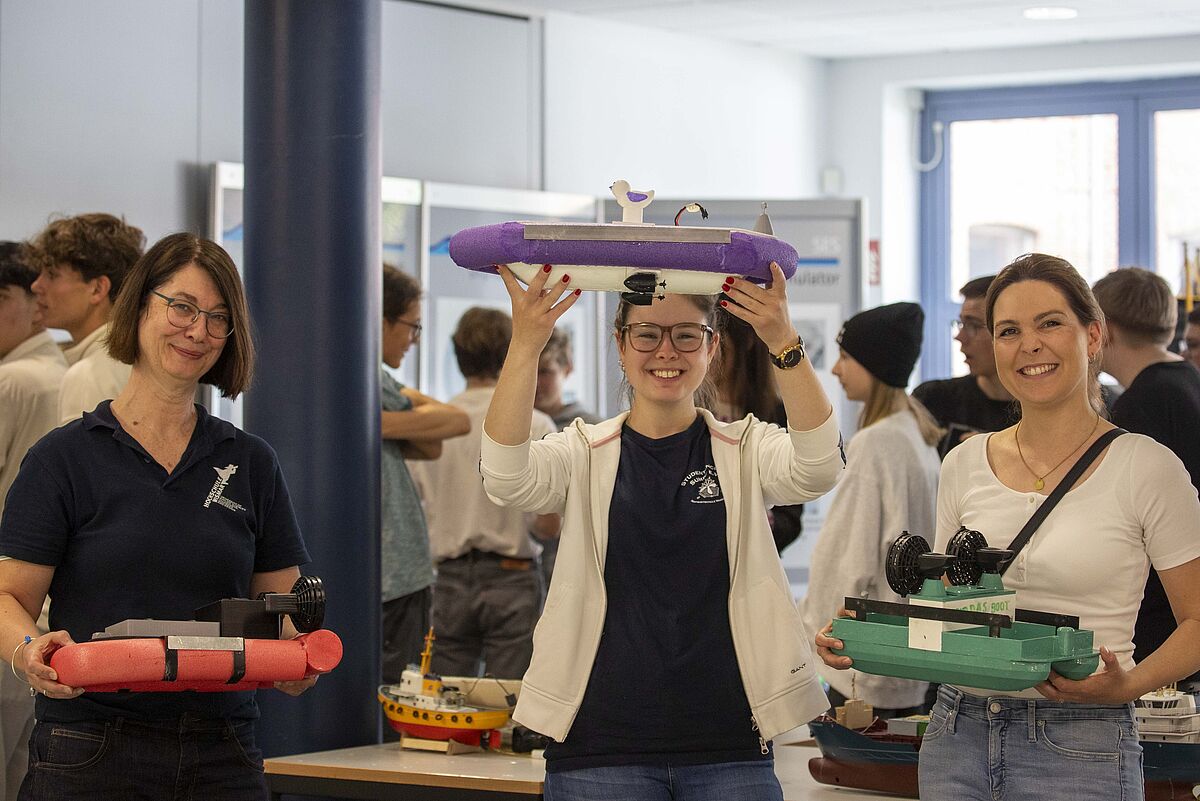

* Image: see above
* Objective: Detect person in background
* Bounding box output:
[1093,267,1200,689]
[710,313,805,553]
[533,326,599,586]
[414,307,558,679]
[820,253,1200,800]
[0,233,314,801]
[1183,307,1200,370]
[914,275,1015,458]
[801,302,940,719]
[0,242,67,801]
[27,213,144,423]
[379,265,469,683]
[482,263,842,801]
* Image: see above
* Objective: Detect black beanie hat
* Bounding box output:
[837,302,925,388]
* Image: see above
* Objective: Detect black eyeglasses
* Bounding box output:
[151,291,233,339]
[394,318,422,341]
[951,318,988,337]
[621,322,713,353]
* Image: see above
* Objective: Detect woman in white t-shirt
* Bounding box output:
[817,254,1200,801]
[800,302,941,718]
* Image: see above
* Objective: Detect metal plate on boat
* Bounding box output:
[523,223,732,244]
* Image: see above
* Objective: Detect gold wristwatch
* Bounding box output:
[770,335,807,369]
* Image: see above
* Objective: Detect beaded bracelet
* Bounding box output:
[10,636,32,684]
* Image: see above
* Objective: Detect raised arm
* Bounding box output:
[720,262,833,432]
[483,266,579,446]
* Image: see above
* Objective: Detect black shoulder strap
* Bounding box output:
[1000,428,1126,575]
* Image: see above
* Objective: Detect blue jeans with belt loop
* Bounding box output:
[19,714,267,801]
[918,685,1143,801]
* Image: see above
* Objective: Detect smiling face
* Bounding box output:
[831,348,875,402]
[991,279,1102,409]
[136,263,227,388]
[616,294,718,412]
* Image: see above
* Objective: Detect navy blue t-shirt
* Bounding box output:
[545,414,768,772]
[0,401,310,722]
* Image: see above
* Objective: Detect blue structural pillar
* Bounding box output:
[244,0,382,757]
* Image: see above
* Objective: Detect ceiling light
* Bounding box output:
[1023,6,1079,20]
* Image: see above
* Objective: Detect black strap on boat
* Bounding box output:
[162,647,179,682]
[844,596,1013,637]
[1000,428,1125,575]
[1015,608,1081,630]
[227,649,247,685]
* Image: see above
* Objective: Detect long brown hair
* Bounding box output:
[107,233,254,398]
[712,313,780,419]
[985,253,1107,416]
[859,380,943,447]
[614,294,722,411]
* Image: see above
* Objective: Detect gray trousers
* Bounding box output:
[381,585,433,684]
[431,554,542,680]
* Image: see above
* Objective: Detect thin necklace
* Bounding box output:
[1014,414,1101,491]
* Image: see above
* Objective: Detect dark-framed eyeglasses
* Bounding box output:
[394,318,422,341]
[621,322,714,353]
[951,318,988,337]
[151,291,233,339]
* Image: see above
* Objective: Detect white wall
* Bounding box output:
[543,11,826,201]
[825,34,1200,306]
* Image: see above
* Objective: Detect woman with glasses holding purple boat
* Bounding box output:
[480,262,844,801]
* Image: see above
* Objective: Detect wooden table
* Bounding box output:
[265,738,892,800]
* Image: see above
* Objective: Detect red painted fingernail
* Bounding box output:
[720,300,728,307]
[562,275,570,283]
[721,284,731,292]
[543,265,552,273]
[726,276,736,283]
[574,289,581,296]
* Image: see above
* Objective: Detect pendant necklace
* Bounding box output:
[1014,414,1100,491]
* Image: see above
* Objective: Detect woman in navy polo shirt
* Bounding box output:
[0,233,312,801]
[479,264,843,801]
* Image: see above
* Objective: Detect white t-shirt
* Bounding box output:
[59,323,131,423]
[801,409,940,709]
[936,431,1200,697]
[0,331,67,518]
[412,386,556,561]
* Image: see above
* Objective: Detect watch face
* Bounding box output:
[779,347,804,368]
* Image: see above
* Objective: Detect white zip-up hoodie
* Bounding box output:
[480,408,844,743]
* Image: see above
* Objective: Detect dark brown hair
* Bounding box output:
[1092,267,1176,347]
[107,233,254,398]
[0,242,37,293]
[614,294,722,410]
[28,213,145,301]
[541,326,573,368]
[712,313,778,419]
[453,307,511,379]
[985,253,1105,414]
[960,274,996,301]
[383,263,420,322]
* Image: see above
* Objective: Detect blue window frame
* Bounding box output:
[919,76,1200,381]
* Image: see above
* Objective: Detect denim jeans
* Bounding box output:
[918,685,1143,801]
[543,760,783,801]
[19,715,267,801]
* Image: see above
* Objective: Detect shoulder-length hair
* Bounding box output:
[107,233,255,398]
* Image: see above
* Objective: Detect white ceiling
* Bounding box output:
[474,0,1200,59]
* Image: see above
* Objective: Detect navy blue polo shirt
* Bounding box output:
[545,414,768,772]
[0,401,310,722]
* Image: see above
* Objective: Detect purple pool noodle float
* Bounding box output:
[449,222,798,284]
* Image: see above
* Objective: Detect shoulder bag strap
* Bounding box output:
[1000,428,1126,575]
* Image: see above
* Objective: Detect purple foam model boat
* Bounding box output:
[448,181,798,304]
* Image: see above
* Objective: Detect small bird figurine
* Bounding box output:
[610,179,655,224]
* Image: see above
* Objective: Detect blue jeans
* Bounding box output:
[918,685,1143,801]
[19,715,267,801]
[543,760,783,801]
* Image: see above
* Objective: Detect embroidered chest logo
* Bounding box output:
[682,465,723,504]
[204,464,246,513]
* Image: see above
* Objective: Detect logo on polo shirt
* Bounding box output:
[682,465,723,504]
[204,464,247,513]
